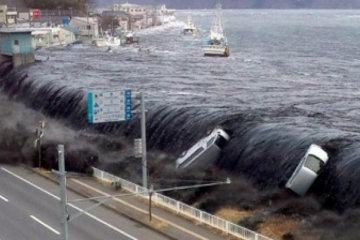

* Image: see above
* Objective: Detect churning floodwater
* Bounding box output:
[2,10,360,210]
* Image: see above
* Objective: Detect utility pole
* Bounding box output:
[58,145,69,240]
[35,121,46,168]
[140,92,148,189]
[86,4,90,41]
[29,9,32,28]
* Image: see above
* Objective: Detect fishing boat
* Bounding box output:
[183,15,198,36]
[93,35,121,47]
[123,31,139,45]
[94,22,121,47]
[202,2,229,57]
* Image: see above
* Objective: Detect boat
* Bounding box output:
[202,2,230,57]
[183,15,198,36]
[93,34,121,47]
[123,31,139,45]
[94,23,121,47]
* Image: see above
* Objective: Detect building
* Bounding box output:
[130,14,145,30]
[102,10,130,31]
[17,11,30,22]
[112,3,147,16]
[58,27,76,44]
[0,29,35,67]
[69,17,99,41]
[119,16,130,31]
[6,7,17,25]
[0,5,29,26]
[0,5,7,24]
[32,27,76,48]
[102,10,128,18]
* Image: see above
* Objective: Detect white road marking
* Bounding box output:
[0,194,8,202]
[1,167,138,240]
[30,215,60,235]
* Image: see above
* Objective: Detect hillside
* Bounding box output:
[0,0,95,10]
[96,0,360,9]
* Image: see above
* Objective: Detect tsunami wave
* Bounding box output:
[1,60,360,211]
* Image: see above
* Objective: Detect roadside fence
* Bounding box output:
[92,167,274,240]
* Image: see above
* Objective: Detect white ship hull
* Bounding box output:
[183,28,198,36]
[94,38,121,47]
[203,45,230,57]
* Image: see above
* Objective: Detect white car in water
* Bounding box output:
[176,128,230,170]
[286,144,329,196]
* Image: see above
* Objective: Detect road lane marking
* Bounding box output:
[30,215,60,235]
[1,167,138,240]
[0,194,9,202]
[71,179,209,240]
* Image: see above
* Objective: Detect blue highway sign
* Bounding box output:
[88,90,132,124]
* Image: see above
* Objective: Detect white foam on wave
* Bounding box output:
[343,15,360,19]
[137,21,184,35]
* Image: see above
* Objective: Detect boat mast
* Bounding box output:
[211,1,224,40]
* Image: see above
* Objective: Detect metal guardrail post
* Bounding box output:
[176,201,180,214]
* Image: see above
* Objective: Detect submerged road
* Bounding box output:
[0,165,170,240]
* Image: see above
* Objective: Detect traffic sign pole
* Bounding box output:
[87,89,145,188]
[58,145,69,240]
[140,92,148,189]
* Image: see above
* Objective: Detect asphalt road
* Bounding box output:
[0,165,170,240]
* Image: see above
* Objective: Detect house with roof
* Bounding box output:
[101,10,130,31]
[69,17,99,41]
[0,29,35,67]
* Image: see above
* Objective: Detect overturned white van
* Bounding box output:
[286,144,329,196]
[176,128,230,170]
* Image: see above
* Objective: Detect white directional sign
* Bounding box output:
[88,90,132,124]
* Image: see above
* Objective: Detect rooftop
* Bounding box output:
[119,3,142,8]
[70,17,98,25]
[102,10,128,17]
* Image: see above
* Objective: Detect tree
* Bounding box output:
[22,0,95,13]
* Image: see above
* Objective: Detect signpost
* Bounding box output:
[88,90,132,124]
[33,9,41,19]
[62,18,71,25]
[87,89,148,189]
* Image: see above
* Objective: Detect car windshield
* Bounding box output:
[304,154,324,174]
[207,137,216,147]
